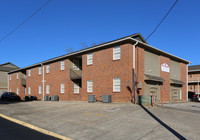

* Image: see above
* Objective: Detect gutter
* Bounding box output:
[8,36,191,74]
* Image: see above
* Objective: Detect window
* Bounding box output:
[39,85,42,94]
[87,53,93,65]
[28,86,31,94]
[113,46,121,60]
[17,88,19,95]
[61,61,65,70]
[73,59,80,70]
[46,65,50,73]
[190,86,192,90]
[87,80,93,93]
[10,75,12,80]
[39,67,42,75]
[28,70,31,77]
[61,83,65,93]
[46,85,50,94]
[10,88,11,92]
[113,78,121,92]
[17,73,19,79]
[73,83,79,94]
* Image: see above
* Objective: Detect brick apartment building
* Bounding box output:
[188,65,200,95]
[0,62,19,96]
[8,33,190,103]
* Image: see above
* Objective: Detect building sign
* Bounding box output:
[161,63,170,73]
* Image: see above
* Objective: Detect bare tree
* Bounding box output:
[65,47,73,54]
[81,42,88,49]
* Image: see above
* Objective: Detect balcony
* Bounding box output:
[70,68,82,80]
[21,78,26,86]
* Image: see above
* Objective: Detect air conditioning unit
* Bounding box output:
[88,95,96,103]
[44,95,50,101]
[102,95,112,103]
[52,95,59,101]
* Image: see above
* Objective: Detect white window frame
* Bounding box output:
[73,59,80,70]
[113,78,121,92]
[46,65,50,73]
[17,88,19,95]
[87,80,93,93]
[60,83,65,94]
[46,85,50,94]
[113,46,121,60]
[39,85,42,94]
[17,73,19,79]
[28,86,31,94]
[87,53,93,65]
[61,61,65,70]
[10,75,12,80]
[73,83,79,94]
[28,70,31,77]
[39,67,42,75]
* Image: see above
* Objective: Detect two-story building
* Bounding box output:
[188,65,200,95]
[0,62,19,95]
[8,33,190,104]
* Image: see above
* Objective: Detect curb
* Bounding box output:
[0,113,72,140]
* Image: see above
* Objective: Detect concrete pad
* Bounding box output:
[0,101,199,140]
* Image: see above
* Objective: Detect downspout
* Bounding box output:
[8,73,9,92]
[133,41,138,104]
[41,63,45,101]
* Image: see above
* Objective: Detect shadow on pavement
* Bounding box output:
[140,105,186,140]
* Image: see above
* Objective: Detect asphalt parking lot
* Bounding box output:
[0,101,199,140]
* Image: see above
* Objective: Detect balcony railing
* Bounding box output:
[70,68,82,80]
[21,78,26,86]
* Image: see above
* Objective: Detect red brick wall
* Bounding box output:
[160,56,171,102]
[9,73,25,99]
[26,60,82,101]
[81,43,133,102]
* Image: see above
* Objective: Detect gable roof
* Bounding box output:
[188,65,200,72]
[8,33,191,74]
[0,62,19,72]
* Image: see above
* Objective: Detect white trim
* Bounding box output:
[87,53,93,65]
[87,80,93,93]
[46,65,50,73]
[46,85,50,94]
[113,46,121,60]
[113,78,121,92]
[39,85,42,94]
[60,61,65,70]
[73,83,79,94]
[39,67,42,75]
[60,83,65,94]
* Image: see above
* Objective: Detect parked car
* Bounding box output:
[188,91,198,101]
[1,92,21,101]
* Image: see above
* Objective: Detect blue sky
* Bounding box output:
[0,0,199,67]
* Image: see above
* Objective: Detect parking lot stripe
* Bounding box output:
[0,113,72,140]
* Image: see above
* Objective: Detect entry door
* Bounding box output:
[171,89,179,101]
[150,88,158,103]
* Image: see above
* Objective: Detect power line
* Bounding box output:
[0,0,51,43]
[145,0,179,41]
